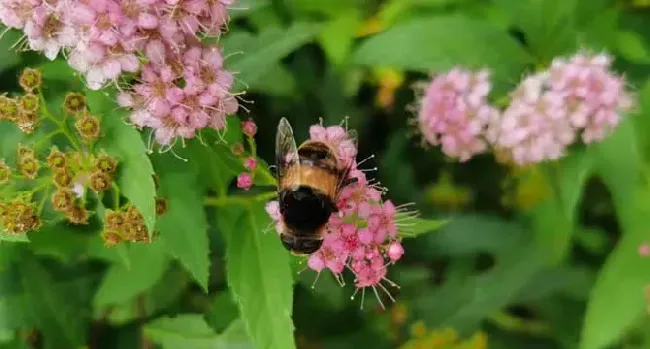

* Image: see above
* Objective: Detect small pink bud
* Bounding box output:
[639,242,650,257]
[265,200,281,220]
[242,119,257,137]
[244,157,257,170]
[236,173,252,190]
[308,254,325,272]
[387,241,404,262]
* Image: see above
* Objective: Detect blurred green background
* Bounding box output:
[4,0,650,348]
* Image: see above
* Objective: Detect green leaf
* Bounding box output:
[205,292,240,333]
[249,63,297,97]
[100,265,189,325]
[184,122,245,194]
[379,131,419,203]
[412,241,546,332]
[0,28,21,74]
[253,158,277,187]
[286,0,357,17]
[144,314,254,349]
[217,203,296,349]
[87,90,157,232]
[616,30,650,64]
[531,150,594,264]
[513,265,596,303]
[493,0,578,61]
[576,5,619,51]
[297,271,347,310]
[153,154,210,292]
[229,0,270,19]
[86,235,130,268]
[399,217,448,238]
[222,115,244,145]
[318,11,362,65]
[217,319,255,349]
[27,223,89,263]
[38,59,84,92]
[0,254,94,349]
[188,141,242,195]
[221,23,323,90]
[0,233,29,243]
[93,241,169,308]
[580,118,650,349]
[425,214,529,256]
[635,79,650,158]
[144,314,220,349]
[352,15,532,89]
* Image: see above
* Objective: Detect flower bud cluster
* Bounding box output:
[0,67,154,244]
[0,68,43,134]
[101,205,154,247]
[234,119,259,191]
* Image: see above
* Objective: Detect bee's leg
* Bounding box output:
[328,200,339,213]
[268,165,278,178]
[341,176,358,188]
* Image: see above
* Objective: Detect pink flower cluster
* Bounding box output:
[548,53,634,143]
[0,0,239,146]
[415,68,499,162]
[265,123,409,301]
[488,72,576,164]
[416,51,634,166]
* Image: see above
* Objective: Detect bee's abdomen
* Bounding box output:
[279,186,335,237]
[281,165,338,199]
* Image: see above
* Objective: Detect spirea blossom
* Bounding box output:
[415,68,499,162]
[0,0,239,146]
[547,52,634,143]
[489,51,634,165]
[265,122,416,306]
[415,51,635,166]
[487,72,576,165]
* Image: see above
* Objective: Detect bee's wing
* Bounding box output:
[275,117,300,187]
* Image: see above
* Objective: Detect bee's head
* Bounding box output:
[279,233,323,255]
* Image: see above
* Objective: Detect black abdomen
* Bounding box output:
[279,185,336,236]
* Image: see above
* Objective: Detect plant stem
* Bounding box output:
[37,186,51,215]
[38,91,81,151]
[31,177,52,193]
[204,190,277,207]
[247,135,277,186]
[31,130,62,151]
[488,311,551,336]
[113,183,120,209]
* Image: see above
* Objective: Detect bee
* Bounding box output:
[274,117,357,255]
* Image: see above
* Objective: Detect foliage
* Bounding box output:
[0,1,650,349]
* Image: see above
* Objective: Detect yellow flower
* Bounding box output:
[399,326,487,349]
[373,67,405,109]
[501,165,551,211]
[457,331,488,349]
[426,171,472,210]
[356,16,384,37]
